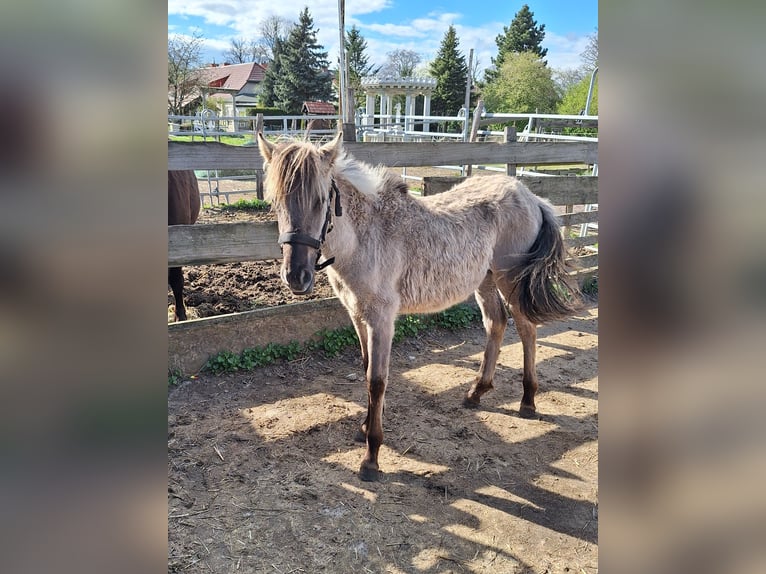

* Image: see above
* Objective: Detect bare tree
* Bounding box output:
[168,33,204,115]
[224,38,254,64]
[379,49,422,78]
[257,15,291,63]
[471,55,482,85]
[580,28,598,71]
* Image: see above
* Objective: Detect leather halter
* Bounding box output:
[277,179,342,271]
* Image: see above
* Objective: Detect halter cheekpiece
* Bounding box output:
[277,179,342,271]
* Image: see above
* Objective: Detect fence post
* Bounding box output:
[465,99,484,176]
[504,126,517,176]
[255,113,264,135]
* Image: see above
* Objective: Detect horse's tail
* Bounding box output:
[515,202,583,325]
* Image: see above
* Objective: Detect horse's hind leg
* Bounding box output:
[508,304,539,418]
[464,272,508,408]
[495,273,540,418]
[169,266,187,321]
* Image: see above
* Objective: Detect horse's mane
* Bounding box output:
[265,137,405,207]
[263,141,324,210]
[335,154,404,198]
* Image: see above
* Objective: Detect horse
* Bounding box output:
[256,132,581,481]
[168,170,201,321]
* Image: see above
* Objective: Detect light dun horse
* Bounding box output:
[168,170,200,321]
[257,133,580,481]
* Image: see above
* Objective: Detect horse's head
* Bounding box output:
[257,132,342,295]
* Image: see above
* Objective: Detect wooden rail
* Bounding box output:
[168,140,598,171]
[169,176,598,268]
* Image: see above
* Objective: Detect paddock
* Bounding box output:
[169,306,598,572]
[168,132,598,572]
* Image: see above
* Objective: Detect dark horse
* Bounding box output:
[168,170,200,321]
[257,133,581,481]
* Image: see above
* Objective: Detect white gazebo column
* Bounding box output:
[383,92,391,127]
[365,93,375,127]
[422,94,432,132]
[379,93,385,126]
[404,93,413,131]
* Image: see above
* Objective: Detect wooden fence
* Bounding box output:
[169,139,598,275]
[168,139,597,372]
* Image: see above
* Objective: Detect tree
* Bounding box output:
[429,26,468,119]
[345,26,380,107]
[580,28,598,71]
[379,49,422,78]
[256,15,291,63]
[553,67,586,98]
[273,8,332,114]
[224,38,255,64]
[259,36,284,107]
[481,52,559,115]
[557,74,598,115]
[486,4,547,82]
[168,33,204,115]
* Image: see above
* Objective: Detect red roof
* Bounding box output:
[197,62,266,91]
[302,101,336,115]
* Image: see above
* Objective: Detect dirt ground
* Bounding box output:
[168,180,598,573]
[168,306,598,573]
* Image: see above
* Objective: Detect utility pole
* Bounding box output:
[337,0,355,140]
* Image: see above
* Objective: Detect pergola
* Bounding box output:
[360,76,437,132]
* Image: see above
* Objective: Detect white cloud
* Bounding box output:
[362,23,425,38]
[169,2,591,77]
[544,31,590,71]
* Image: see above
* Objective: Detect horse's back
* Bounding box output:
[422,174,536,210]
[168,170,200,225]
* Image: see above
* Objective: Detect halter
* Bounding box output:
[277,179,343,271]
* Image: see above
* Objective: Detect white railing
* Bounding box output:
[168,110,598,219]
[168,113,341,140]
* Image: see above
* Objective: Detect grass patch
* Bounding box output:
[169,134,253,146]
[218,198,271,212]
[202,303,482,375]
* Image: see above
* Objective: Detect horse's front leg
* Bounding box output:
[349,314,371,442]
[168,266,187,321]
[464,273,508,407]
[359,311,395,482]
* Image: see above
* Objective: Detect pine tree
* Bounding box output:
[259,36,284,107]
[273,8,332,114]
[345,26,379,108]
[429,26,468,119]
[486,4,547,82]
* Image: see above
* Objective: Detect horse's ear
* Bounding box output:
[319,131,343,166]
[257,132,274,162]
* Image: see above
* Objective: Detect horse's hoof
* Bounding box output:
[462,396,481,409]
[359,464,380,482]
[519,405,537,419]
[353,429,367,443]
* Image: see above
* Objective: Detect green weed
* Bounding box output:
[219,198,271,212]
[202,303,482,375]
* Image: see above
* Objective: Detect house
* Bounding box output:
[197,62,267,118]
[170,62,267,125]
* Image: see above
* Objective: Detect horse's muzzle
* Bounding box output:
[284,268,315,295]
[281,245,315,295]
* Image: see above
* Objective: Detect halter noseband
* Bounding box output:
[277,179,342,271]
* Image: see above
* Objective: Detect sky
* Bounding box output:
[168,1,598,75]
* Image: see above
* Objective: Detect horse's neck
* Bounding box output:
[324,170,372,256]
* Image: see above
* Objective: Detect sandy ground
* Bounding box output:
[168,305,598,573]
